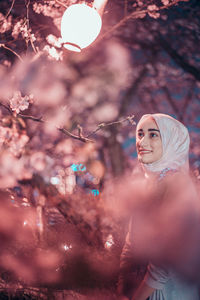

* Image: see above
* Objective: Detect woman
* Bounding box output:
[118,113,200,300]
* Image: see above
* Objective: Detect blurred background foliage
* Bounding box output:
[0,0,200,298]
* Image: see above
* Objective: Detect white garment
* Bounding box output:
[144,263,199,300]
[136,113,190,174]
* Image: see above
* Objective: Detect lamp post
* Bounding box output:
[61,0,108,52]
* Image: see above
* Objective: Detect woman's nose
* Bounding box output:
[140,135,149,148]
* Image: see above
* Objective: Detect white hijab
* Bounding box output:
[136,113,190,174]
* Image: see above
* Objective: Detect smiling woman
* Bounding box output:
[136,117,163,165]
[117,113,200,300]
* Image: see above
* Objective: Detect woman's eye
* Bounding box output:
[150,132,157,138]
[137,132,144,138]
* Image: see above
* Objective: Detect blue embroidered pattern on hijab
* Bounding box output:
[157,168,178,182]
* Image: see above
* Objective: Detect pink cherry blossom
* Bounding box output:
[9,91,31,114]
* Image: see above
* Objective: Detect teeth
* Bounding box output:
[139,151,151,153]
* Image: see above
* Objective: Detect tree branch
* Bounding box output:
[0,102,12,113]
[98,0,184,43]
[25,0,37,53]
[158,35,200,81]
[55,0,68,8]
[162,86,182,119]
[0,44,23,62]
[0,101,135,143]
[58,127,94,143]
[18,114,44,122]
[19,113,135,143]
[0,105,93,143]
[0,0,15,21]
[86,115,136,138]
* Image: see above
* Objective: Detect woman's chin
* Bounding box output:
[138,156,153,164]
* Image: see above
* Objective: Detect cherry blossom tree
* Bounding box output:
[0,0,199,298]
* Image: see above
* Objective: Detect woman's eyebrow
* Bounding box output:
[137,128,160,132]
[148,128,160,132]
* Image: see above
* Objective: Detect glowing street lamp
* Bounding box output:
[61,0,108,52]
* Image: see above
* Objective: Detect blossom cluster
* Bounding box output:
[0,13,12,33]
[147,4,160,19]
[33,2,61,18]
[161,0,170,5]
[43,45,63,61]
[9,91,33,114]
[0,126,29,157]
[46,34,62,48]
[12,19,36,43]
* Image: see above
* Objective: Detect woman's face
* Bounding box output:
[136,117,163,164]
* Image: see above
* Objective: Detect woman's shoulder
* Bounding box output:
[157,168,198,204]
[157,168,192,189]
[156,168,192,200]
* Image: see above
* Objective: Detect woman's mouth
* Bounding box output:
[138,149,152,154]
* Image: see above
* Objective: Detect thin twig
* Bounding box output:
[77,124,84,139]
[25,0,30,32]
[25,0,37,53]
[0,102,12,113]
[0,103,44,122]
[86,115,135,138]
[18,114,44,122]
[58,127,94,143]
[55,0,68,8]
[1,0,15,21]
[0,44,23,62]
[59,115,135,143]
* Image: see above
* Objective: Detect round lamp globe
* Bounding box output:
[61,4,102,52]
